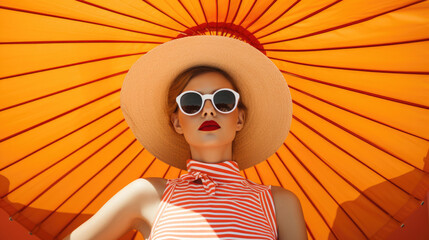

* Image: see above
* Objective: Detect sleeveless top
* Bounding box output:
[148,159,278,240]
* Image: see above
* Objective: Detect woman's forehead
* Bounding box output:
[182,72,235,93]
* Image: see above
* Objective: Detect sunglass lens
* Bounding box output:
[180,92,202,114]
[214,90,236,112]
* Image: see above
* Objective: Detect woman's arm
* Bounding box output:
[271,186,308,240]
[63,178,154,240]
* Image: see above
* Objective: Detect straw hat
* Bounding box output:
[120,35,292,170]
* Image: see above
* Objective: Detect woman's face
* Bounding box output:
[170,72,245,150]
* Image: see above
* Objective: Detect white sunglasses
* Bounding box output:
[175,88,240,116]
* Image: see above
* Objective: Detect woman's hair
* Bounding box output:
[167,65,247,126]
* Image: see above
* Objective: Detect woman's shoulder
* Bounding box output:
[270,186,307,239]
[270,185,299,200]
[270,185,302,211]
[139,177,168,196]
[142,177,168,185]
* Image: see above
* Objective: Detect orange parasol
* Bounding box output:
[1,1,428,239]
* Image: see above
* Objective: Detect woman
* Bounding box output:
[64,36,306,240]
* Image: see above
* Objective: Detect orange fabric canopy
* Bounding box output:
[1,1,428,239]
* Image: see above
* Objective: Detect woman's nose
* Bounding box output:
[201,99,216,116]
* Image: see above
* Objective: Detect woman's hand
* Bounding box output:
[271,186,308,240]
[63,178,154,240]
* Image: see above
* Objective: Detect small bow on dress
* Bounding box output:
[180,171,218,196]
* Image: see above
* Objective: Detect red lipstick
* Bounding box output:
[199,120,220,131]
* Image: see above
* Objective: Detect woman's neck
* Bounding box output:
[188,142,234,164]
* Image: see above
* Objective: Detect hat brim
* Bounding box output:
[120,35,292,170]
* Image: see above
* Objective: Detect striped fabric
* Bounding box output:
[148,159,278,240]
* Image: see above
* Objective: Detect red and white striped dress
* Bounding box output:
[148,159,278,240]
